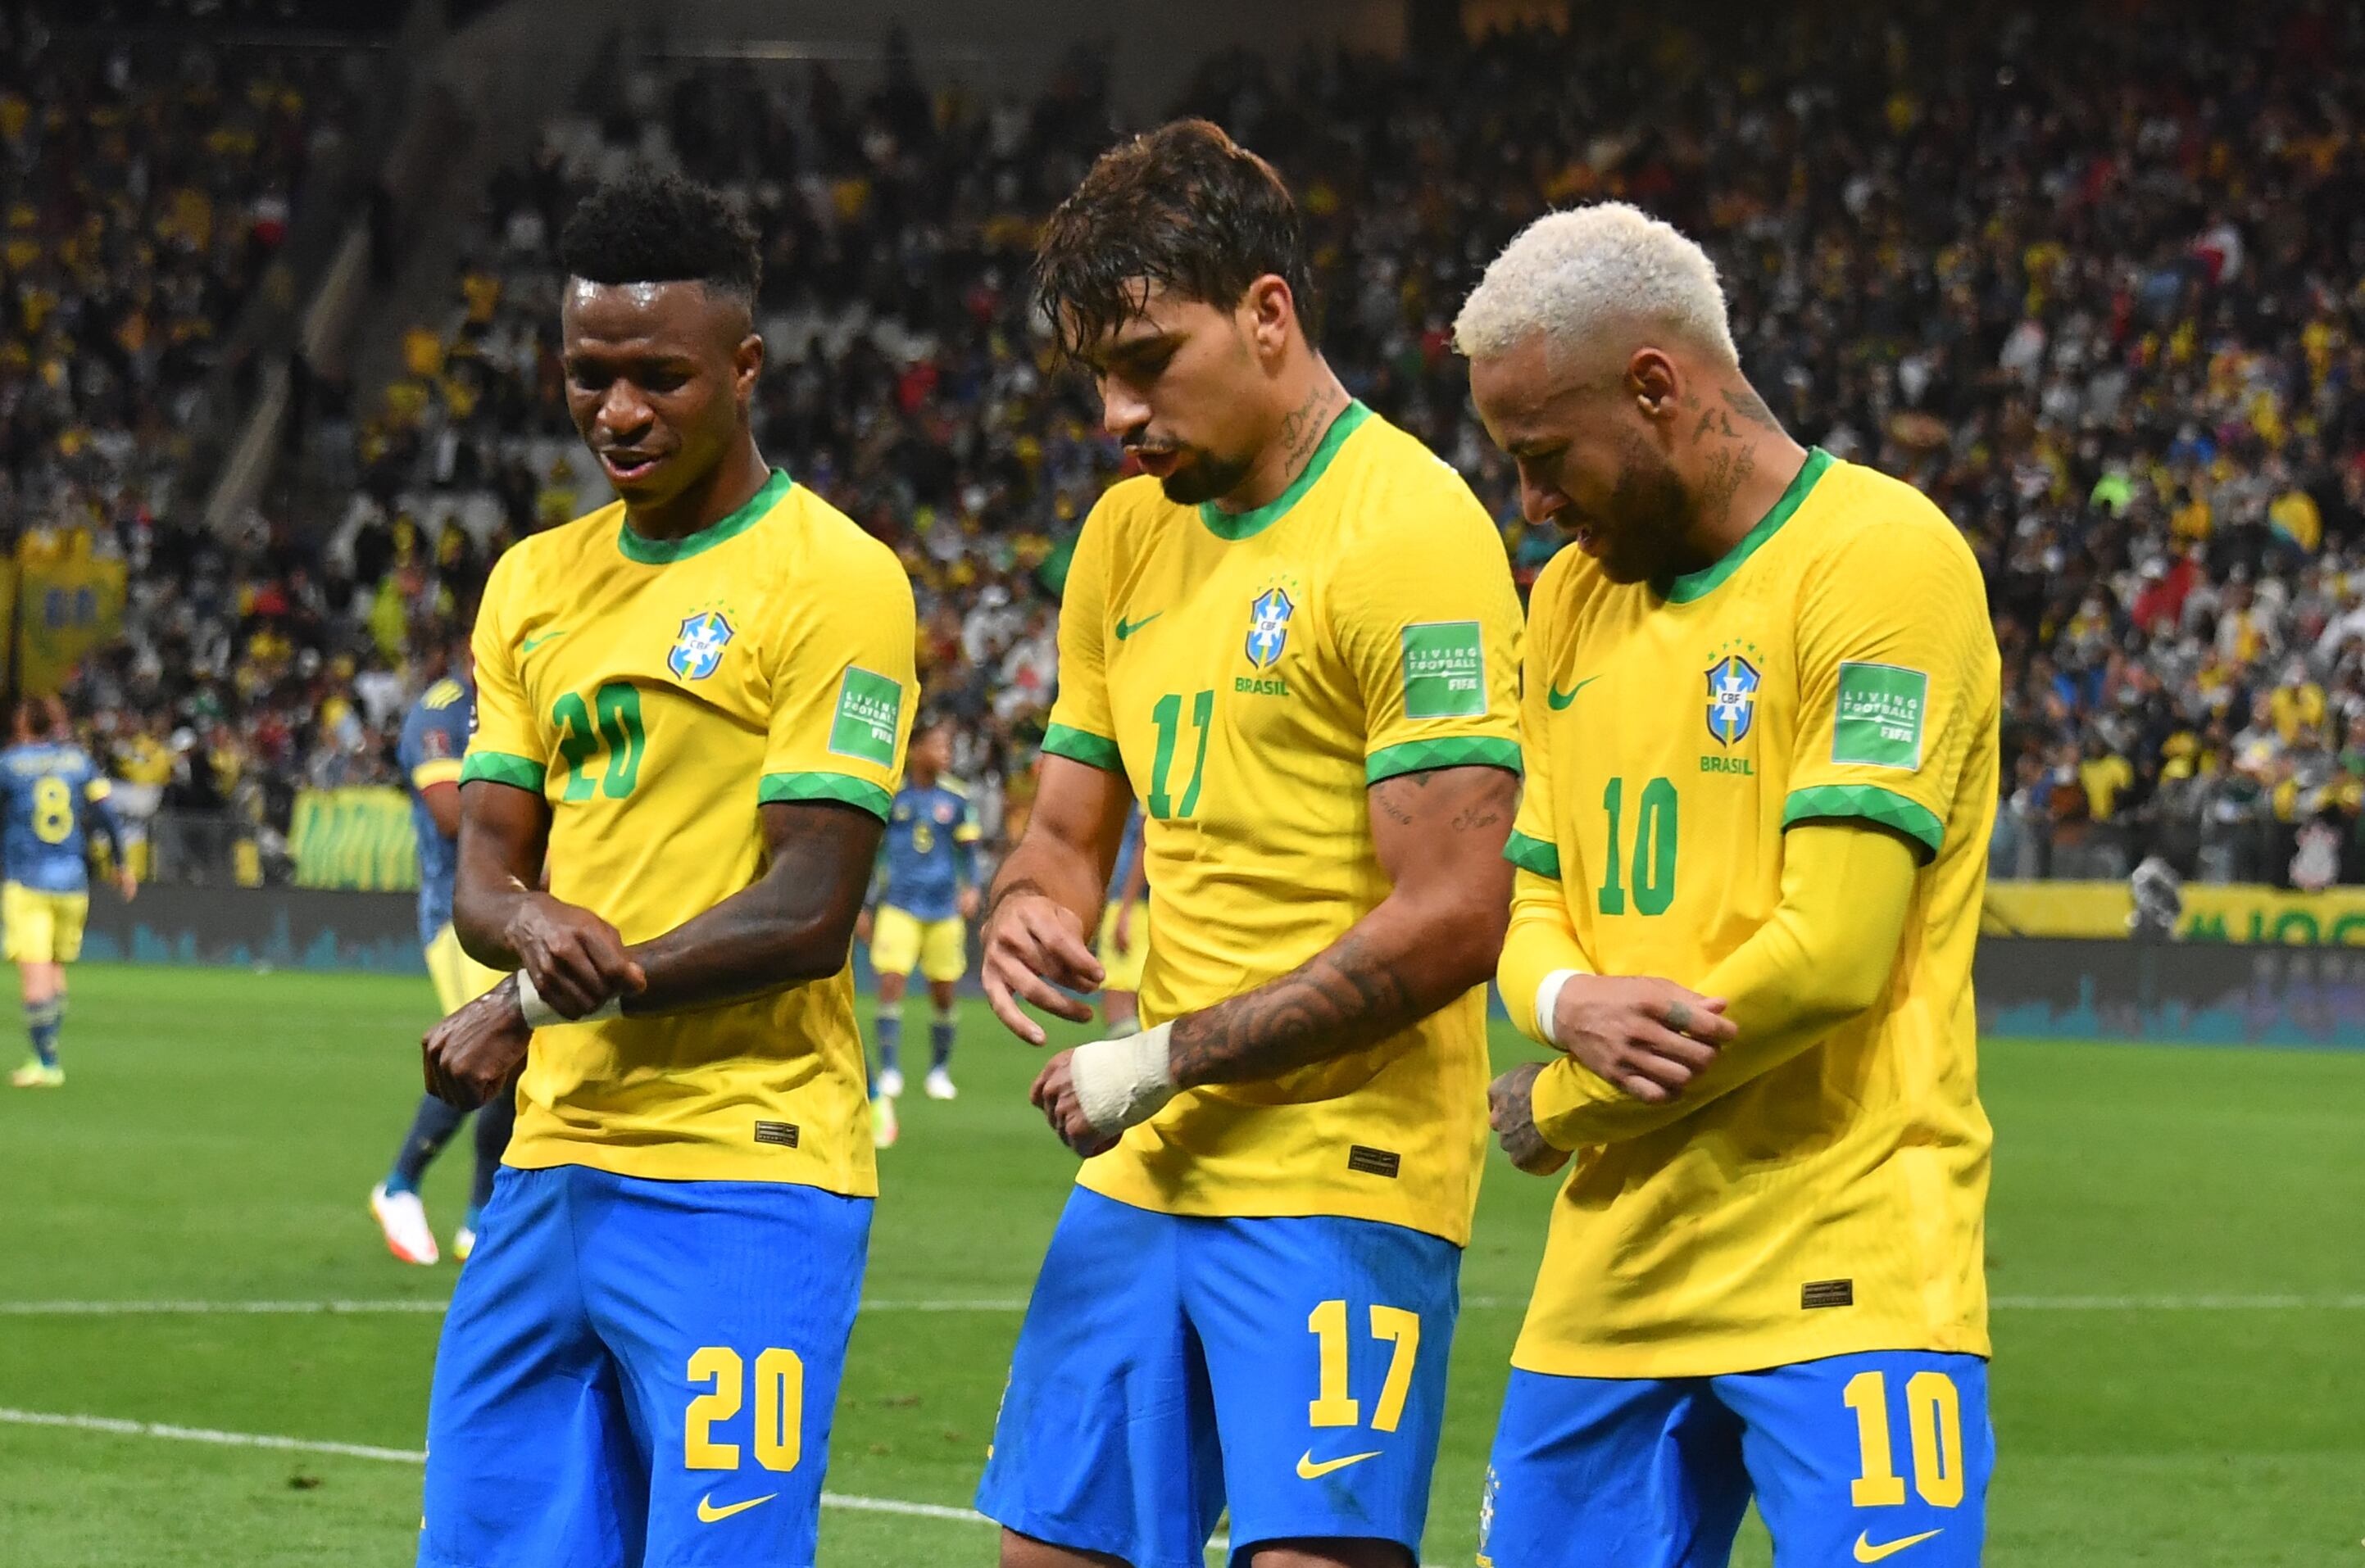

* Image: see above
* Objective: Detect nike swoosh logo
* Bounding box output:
[697,1491,777,1524]
[1854,1529,1943,1562]
[1546,675,1599,710]
[519,631,566,654]
[1114,612,1162,640]
[1296,1448,1382,1480]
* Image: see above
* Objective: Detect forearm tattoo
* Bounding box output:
[1165,928,1420,1087]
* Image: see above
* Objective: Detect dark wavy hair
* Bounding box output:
[1033,118,1319,360]
[558,170,760,305]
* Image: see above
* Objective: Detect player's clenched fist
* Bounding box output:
[1029,1048,1121,1159]
[981,888,1103,1045]
[1550,974,1736,1104]
[1489,1062,1573,1176]
[500,891,646,1018]
[424,977,533,1108]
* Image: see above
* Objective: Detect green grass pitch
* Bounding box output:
[0,965,2358,1566]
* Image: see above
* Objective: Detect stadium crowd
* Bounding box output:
[42,2,2365,888]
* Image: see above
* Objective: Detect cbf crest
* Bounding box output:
[669,610,735,682]
[1246,587,1295,669]
[1705,652,1761,746]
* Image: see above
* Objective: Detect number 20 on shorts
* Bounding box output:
[683,1346,805,1472]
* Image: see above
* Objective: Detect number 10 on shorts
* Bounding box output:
[1308,1300,1420,1431]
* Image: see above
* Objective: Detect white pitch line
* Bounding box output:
[3,1293,2361,1318]
[0,1406,1445,1564]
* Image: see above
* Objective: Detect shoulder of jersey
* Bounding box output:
[781,481,903,578]
[938,777,969,799]
[420,678,467,712]
[1332,414,1493,534]
[1809,457,1981,579]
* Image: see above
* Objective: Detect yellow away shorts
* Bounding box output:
[425,922,506,1015]
[870,905,968,984]
[1096,900,1148,995]
[2,883,88,965]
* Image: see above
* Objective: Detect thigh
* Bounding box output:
[427,924,506,1015]
[1480,1371,1749,1568]
[420,1167,638,1568]
[869,906,920,977]
[48,894,84,963]
[578,1171,874,1568]
[918,917,968,983]
[1715,1351,1992,1568]
[1185,1214,1461,1566]
[4,884,51,964]
[976,1188,1223,1568]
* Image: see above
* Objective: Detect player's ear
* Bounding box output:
[1627,348,1680,425]
[734,330,765,405]
[1242,275,1294,360]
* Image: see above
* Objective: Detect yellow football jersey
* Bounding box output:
[463,469,916,1194]
[1043,401,1524,1245]
[1507,449,2000,1377]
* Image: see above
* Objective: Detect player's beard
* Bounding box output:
[1150,444,1255,507]
[1593,433,1696,586]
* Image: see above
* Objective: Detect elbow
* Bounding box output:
[1437,891,1512,998]
[771,909,863,985]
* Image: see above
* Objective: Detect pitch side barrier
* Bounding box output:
[68,886,2365,1047]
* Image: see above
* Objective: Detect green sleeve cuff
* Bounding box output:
[1782,784,1943,862]
[1365,734,1523,786]
[760,773,894,822]
[1042,723,1123,774]
[1503,830,1562,879]
[460,752,546,792]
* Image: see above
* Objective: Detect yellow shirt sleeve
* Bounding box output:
[756,537,918,822]
[1329,478,1523,785]
[1040,501,1119,773]
[460,551,547,793]
[1497,868,1592,1042]
[1782,513,1995,862]
[1532,822,1917,1148]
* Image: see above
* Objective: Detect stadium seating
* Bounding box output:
[57,5,2365,889]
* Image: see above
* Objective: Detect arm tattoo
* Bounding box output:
[1165,928,1419,1087]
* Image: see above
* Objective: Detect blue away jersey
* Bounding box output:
[399,678,474,945]
[876,779,978,921]
[0,742,114,893]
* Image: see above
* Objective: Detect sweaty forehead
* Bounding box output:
[562,279,739,349]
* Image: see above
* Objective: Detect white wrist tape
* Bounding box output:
[1069,1021,1178,1139]
[1534,969,1582,1049]
[514,968,623,1030]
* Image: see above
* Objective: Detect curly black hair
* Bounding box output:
[1034,119,1319,361]
[558,169,760,305]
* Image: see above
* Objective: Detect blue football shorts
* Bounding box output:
[976,1186,1462,1568]
[1478,1349,1993,1568]
[418,1164,872,1568]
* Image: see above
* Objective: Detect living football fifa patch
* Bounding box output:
[1832,661,1927,769]
[828,668,904,766]
[1400,621,1486,719]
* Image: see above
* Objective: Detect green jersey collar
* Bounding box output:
[1662,446,1832,604]
[1197,401,1372,542]
[617,468,792,565]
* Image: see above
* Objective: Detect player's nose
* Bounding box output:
[597,383,656,440]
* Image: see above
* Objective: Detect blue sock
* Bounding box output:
[387,1093,466,1194]
[875,1003,903,1076]
[930,1007,956,1071]
[25,999,61,1068]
